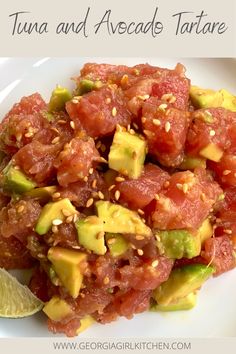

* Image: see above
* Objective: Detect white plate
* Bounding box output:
[0,58,236,338]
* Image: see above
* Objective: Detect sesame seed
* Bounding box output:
[52,192,61,199]
[107,237,116,245]
[112,210,120,218]
[116,124,123,132]
[52,225,58,234]
[201,193,206,202]
[223,170,231,176]
[121,74,129,85]
[141,117,147,123]
[73,214,79,223]
[58,120,67,124]
[141,218,146,223]
[112,107,117,117]
[135,235,145,240]
[161,93,176,104]
[14,165,20,170]
[224,229,232,235]
[182,183,188,194]
[51,136,60,144]
[16,133,22,142]
[137,94,150,100]
[151,260,159,268]
[133,123,139,130]
[165,121,171,133]
[25,132,34,138]
[65,215,73,224]
[86,198,94,208]
[127,124,131,131]
[103,276,110,285]
[92,179,97,189]
[89,168,94,175]
[115,190,120,201]
[105,97,111,104]
[129,129,136,135]
[159,103,168,111]
[115,176,125,182]
[62,209,72,217]
[96,141,102,149]
[52,219,63,226]
[209,130,216,136]
[108,184,116,191]
[153,119,161,126]
[97,231,105,239]
[17,205,25,213]
[137,209,145,215]
[70,121,75,130]
[83,176,88,182]
[137,249,144,256]
[154,194,160,200]
[215,218,222,223]
[51,127,59,134]
[164,181,170,188]
[131,244,137,250]
[98,191,105,200]
[100,157,108,164]
[72,98,79,104]
[143,129,154,137]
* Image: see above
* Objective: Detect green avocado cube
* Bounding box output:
[179,156,206,170]
[76,216,106,255]
[48,86,72,112]
[1,163,36,194]
[156,229,201,259]
[150,292,197,312]
[190,86,236,112]
[43,296,73,321]
[108,131,146,179]
[35,198,77,235]
[153,264,214,306]
[76,79,102,96]
[199,143,223,162]
[105,233,129,257]
[25,186,57,203]
[96,201,151,237]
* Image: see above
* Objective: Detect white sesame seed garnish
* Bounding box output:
[153,119,161,126]
[107,237,116,245]
[72,98,79,104]
[70,121,75,130]
[25,132,34,138]
[141,117,147,123]
[62,209,72,217]
[86,198,94,208]
[135,235,145,240]
[209,130,216,136]
[224,229,232,235]
[182,183,188,194]
[108,184,116,191]
[83,176,88,182]
[105,97,111,104]
[115,190,120,201]
[133,123,139,130]
[115,176,125,182]
[58,120,67,124]
[96,141,102,149]
[66,215,73,223]
[52,192,61,199]
[137,249,144,256]
[112,107,117,117]
[154,194,160,200]
[98,191,105,200]
[92,179,97,189]
[159,103,168,111]
[51,136,60,144]
[151,260,159,268]
[89,168,94,175]
[52,219,63,226]
[103,276,110,285]
[17,205,25,213]
[52,225,58,233]
[161,93,176,104]
[223,170,231,176]
[164,181,170,188]
[200,193,206,201]
[97,231,105,239]
[165,121,171,133]
[100,157,108,164]
[137,209,145,215]
[137,94,150,100]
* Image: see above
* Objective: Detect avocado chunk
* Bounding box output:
[151,292,197,312]
[198,219,213,244]
[105,233,129,257]
[179,156,206,170]
[35,198,77,235]
[76,216,106,255]
[48,247,87,298]
[76,79,102,96]
[48,86,72,112]
[96,201,152,237]
[190,86,236,112]
[153,264,214,306]
[156,229,201,259]
[1,163,37,194]
[108,131,146,179]
[199,143,223,162]
[77,315,96,334]
[25,186,57,203]
[43,296,73,321]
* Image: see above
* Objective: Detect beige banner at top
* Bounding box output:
[0,0,235,57]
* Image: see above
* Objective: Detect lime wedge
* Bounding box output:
[0,268,44,318]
